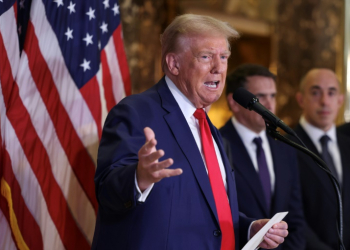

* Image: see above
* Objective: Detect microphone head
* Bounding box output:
[232,87,258,109]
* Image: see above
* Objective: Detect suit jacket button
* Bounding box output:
[213,230,221,237]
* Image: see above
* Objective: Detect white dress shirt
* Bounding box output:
[231,117,276,193]
[299,116,343,183]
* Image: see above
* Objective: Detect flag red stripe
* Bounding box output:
[1,146,44,250]
[24,21,98,213]
[80,76,102,139]
[0,32,90,250]
[113,25,131,96]
[100,50,116,112]
[0,35,13,91]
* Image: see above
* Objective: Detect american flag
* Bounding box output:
[0,0,130,249]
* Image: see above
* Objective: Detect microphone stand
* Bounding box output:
[264,122,345,250]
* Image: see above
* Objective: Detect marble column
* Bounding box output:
[120,0,178,94]
[276,0,343,127]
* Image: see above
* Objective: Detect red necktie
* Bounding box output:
[193,109,235,250]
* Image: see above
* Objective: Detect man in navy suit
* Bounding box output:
[293,68,350,249]
[92,14,288,250]
[219,64,305,249]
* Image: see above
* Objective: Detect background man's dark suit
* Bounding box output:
[338,122,350,138]
[292,124,350,250]
[92,78,253,250]
[220,121,305,250]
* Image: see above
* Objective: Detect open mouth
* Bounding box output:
[204,81,219,89]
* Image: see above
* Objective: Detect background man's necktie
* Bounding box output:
[319,135,340,186]
[253,137,271,212]
[194,109,235,250]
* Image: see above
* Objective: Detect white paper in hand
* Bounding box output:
[241,212,288,250]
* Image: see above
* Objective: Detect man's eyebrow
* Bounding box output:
[198,50,230,54]
[309,85,338,91]
[309,85,322,90]
[256,93,276,97]
[221,51,231,55]
[328,87,338,91]
[196,50,214,55]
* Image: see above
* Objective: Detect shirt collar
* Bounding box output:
[299,116,337,144]
[231,116,267,145]
[165,75,198,120]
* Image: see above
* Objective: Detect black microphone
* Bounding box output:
[232,87,295,136]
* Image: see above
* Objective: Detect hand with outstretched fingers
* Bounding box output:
[136,127,183,192]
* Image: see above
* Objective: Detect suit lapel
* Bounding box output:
[268,137,288,215]
[156,79,218,222]
[337,134,350,208]
[295,125,336,200]
[223,122,269,216]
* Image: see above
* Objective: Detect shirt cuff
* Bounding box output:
[247,220,256,240]
[134,172,154,202]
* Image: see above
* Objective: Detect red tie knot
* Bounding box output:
[193,108,206,120]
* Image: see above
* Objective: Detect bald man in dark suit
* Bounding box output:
[293,68,350,249]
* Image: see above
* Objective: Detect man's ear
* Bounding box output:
[165,53,180,75]
[338,93,345,107]
[295,91,304,108]
[227,93,240,113]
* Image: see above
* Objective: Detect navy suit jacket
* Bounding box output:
[290,124,350,250]
[92,77,253,250]
[337,122,350,138]
[220,121,305,250]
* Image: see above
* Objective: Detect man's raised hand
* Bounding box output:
[136,127,183,192]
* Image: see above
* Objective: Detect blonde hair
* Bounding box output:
[160,14,239,72]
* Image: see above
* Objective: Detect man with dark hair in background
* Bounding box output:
[220,64,305,249]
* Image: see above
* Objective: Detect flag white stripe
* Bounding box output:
[17,52,96,243]
[0,88,65,250]
[0,4,19,77]
[96,66,109,130]
[105,36,127,104]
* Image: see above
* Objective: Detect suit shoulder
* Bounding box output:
[337,122,350,137]
[219,120,233,136]
[337,131,350,149]
[111,85,162,117]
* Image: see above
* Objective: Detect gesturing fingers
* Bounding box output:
[141,149,166,166]
[137,127,182,191]
[150,158,182,180]
[143,156,181,180]
[139,137,157,156]
[148,157,173,173]
[144,127,155,142]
